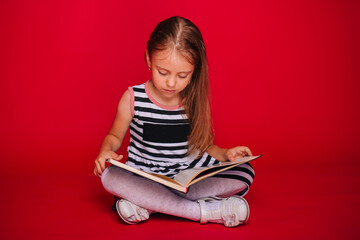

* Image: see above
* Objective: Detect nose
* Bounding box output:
[166,76,176,88]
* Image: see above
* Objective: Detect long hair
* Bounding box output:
[146,16,214,156]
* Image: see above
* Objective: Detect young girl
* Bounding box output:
[94,16,255,227]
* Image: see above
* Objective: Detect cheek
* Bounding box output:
[180,78,191,90]
[186,74,193,85]
[151,72,162,83]
[152,78,162,89]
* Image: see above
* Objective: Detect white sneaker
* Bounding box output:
[116,199,150,224]
[197,196,250,227]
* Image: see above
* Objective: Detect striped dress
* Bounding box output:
[126,81,255,195]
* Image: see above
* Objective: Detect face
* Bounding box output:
[146,48,194,103]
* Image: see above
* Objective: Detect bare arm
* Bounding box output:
[94,90,132,177]
[207,145,253,162]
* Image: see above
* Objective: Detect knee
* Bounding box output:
[101,165,125,193]
[101,166,112,192]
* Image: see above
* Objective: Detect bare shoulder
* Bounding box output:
[108,89,133,136]
[117,89,131,111]
[105,89,132,140]
[113,89,132,123]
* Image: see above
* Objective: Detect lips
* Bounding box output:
[164,89,176,94]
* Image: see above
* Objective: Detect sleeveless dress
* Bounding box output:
[126,81,255,196]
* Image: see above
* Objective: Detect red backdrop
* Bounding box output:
[1,0,359,177]
[1,1,360,239]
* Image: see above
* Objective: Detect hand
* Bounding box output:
[94,151,123,178]
[225,146,253,162]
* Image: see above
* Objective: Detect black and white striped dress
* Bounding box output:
[126,81,255,195]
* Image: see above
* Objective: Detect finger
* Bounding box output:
[235,148,245,157]
[98,158,106,172]
[110,152,120,160]
[94,168,101,178]
[94,167,99,177]
[94,163,101,177]
[226,150,235,161]
[95,161,103,176]
[245,147,253,156]
[114,155,123,161]
[239,148,248,157]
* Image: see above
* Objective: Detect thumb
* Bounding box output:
[228,151,235,161]
[110,152,123,161]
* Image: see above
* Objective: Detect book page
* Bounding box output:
[107,155,260,193]
[173,155,260,187]
[107,159,188,192]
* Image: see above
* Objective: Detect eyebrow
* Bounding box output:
[155,65,193,74]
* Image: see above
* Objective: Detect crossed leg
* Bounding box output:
[101,165,248,223]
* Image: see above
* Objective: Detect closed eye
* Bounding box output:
[159,71,168,76]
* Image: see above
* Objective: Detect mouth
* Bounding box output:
[164,89,176,94]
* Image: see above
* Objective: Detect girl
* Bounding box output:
[94,16,255,227]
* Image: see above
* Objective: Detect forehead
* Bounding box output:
[151,49,194,72]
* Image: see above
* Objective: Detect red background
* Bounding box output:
[0,0,359,239]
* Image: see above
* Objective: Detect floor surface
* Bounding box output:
[1,159,359,240]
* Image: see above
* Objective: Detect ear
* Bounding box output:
[145,49,151,69]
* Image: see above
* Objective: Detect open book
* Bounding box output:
[107,155,261,193]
